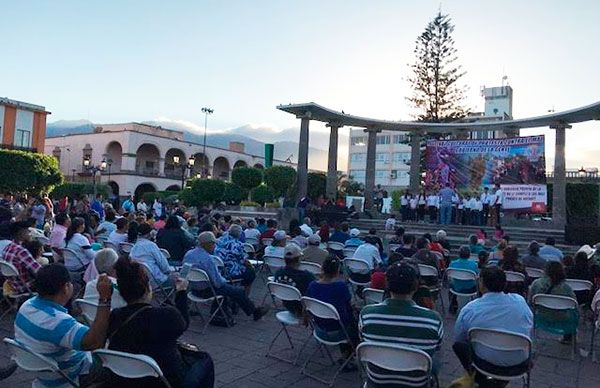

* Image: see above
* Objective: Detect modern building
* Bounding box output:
[0,97,50,153]
[346,84,515,190]
[44,122,294,200]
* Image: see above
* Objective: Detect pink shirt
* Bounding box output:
[49,224,67,248]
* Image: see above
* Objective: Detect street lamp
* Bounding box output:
[578,166,587,178]
[173,155,195,188]
[106,159,113,182]
[201,107,214,178]
[83,157,106,196]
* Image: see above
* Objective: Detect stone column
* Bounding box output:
[551,123,570,229]
[297,113,311,199]
[364,128,379,211]
[409,131,423,193]
[326,123,340,200]
[158,157,165,177]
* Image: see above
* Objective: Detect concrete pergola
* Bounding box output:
[277,101,600,228]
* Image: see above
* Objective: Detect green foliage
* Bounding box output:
[407,12,468,123]
[0,149,63,194]
[51,182,109,200]
[222,183,246,205]
[338,177,364,197]
[252,184,275,206]
[548,183,600,224]
[307,172,327,200]
[264,166,296,198]
[178,178,226,207]
[391,190,402,211]
[265,201,281,208]
[231,167,263,191]
[142,190,179,203]
[240,200,260,207]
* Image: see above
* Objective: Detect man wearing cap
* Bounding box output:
[521,241,546,270]
[274,244,316,316]
[302,234,329,266]
[129,223,173,287]
[184,232,268,321]
[264,230,287,258]
[360,262,443,385]
[344,228,364,249]
[2,221,42,294]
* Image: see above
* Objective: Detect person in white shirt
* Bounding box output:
[400,191,410,222]
[480,187,491,226]
[95,210,117,242]
[409,196,418,222]
[468,195,478,226]
[84,248,127,309]
[462,196,471,225]
[384,214,397,231]
[474,197,483,226]
[152,198,163,219]
[130,223,173,287]
[417,191,427,222]
[65,217,96,271]
[108,218,129,247]
[136,198,149,214]
[352,236,382,269]
[493,183,503,226]
[427,193,439,223]
[244,219,261,245]
[264,230,287,258]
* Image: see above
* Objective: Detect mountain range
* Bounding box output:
[45,120,348,171]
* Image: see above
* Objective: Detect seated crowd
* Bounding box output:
[1,193,600,388]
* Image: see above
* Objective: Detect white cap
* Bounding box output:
[577,244,596,259]
[436,230,447,239]
[307,234,321,245]
[300,224,313,237]
[273,230,287,241]
[284,243,303,259]
[349,228,360,237]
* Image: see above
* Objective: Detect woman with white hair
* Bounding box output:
[216,224,256,294]
[83,248,127,308]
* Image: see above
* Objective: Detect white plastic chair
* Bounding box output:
[446,268,478,312]
[300,296,355,387]
[93,348,172,387]
[343,247,357,258]
[525,267,544,280]
[356,341,434,388]
[245,238,259,248]
[266,282,308,364]
[0,260,34,320]
[186,268,230,333]
[73,299,99,324]
[362,288,384,305]
[418,264,445,313]
[103,240,119,252]
[261,238,273,247]
[565,279,593,293]
[4,337,79,387]
[468,327,532,387]
[532,294,579,359]
[60,248,87,272]
[137,262,174,306]
[35,235,50,246]
[505,271,527,291]
[344,258,372,299]
[264,255,286,281]
[298,261,322,276]
[119,242,133,254]
[327,241,345,252]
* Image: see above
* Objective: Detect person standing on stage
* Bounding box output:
[480,187,491,226]
[493,184,504,226]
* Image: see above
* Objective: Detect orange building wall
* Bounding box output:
[32,112,48,151]
[2,106,16,145]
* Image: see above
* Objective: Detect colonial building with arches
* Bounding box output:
[45,122,294,199]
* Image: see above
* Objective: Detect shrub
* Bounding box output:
[391,190,403,211]
[264,166,296,198]
[265,201,281,208]
[252,184,275,206]
[178,178,226,207]
[222,183,246,205]
[0,149,63,194]
[307,172,327,200]
[142,190,179,203]
[231,167,263,199]
[240,200,260,207]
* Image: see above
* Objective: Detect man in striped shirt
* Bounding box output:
[359,262,443,387]
[14,264,113,387]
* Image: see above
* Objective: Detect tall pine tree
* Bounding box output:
[407,12,469,123]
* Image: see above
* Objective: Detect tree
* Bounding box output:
[178,178,225,207]
[307,172,327,200]
[222,182,246,205]
[0,149,63,195]
[51,183,110,200]
[264,166,297,198]
[231,167,263,200]
[252,184,275,206]
[407,12,469,123]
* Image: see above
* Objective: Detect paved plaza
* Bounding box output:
[1,278,599,388]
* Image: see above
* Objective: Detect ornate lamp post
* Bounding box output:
[201,107,213,178]
[83,157,107,196]
[173,155,195,188]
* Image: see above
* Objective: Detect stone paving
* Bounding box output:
[1,279,600,387]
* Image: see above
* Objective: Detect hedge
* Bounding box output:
[252,184,275,206]
[264,166,296,198]
[0,149,63,194]
[547,183,600,225]
[51,182,110,200]
[231,167,263,198]
[391,190,402,212]
[142,190,180,203]
[178,178,225,207]
[222,183,246,205]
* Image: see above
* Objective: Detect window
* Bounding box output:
[349,170,365,179]
[145,161,155,169]
[376,135,390,145]
[393,152,411,163]
[14,109,33,148]
[375,153,390,162]
[393,134,409,144]
[350,153,365,162]
[351,136,366,146]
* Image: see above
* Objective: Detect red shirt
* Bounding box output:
[2,242,41,294]
[370,271,386,290]
[260,229,276,240]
